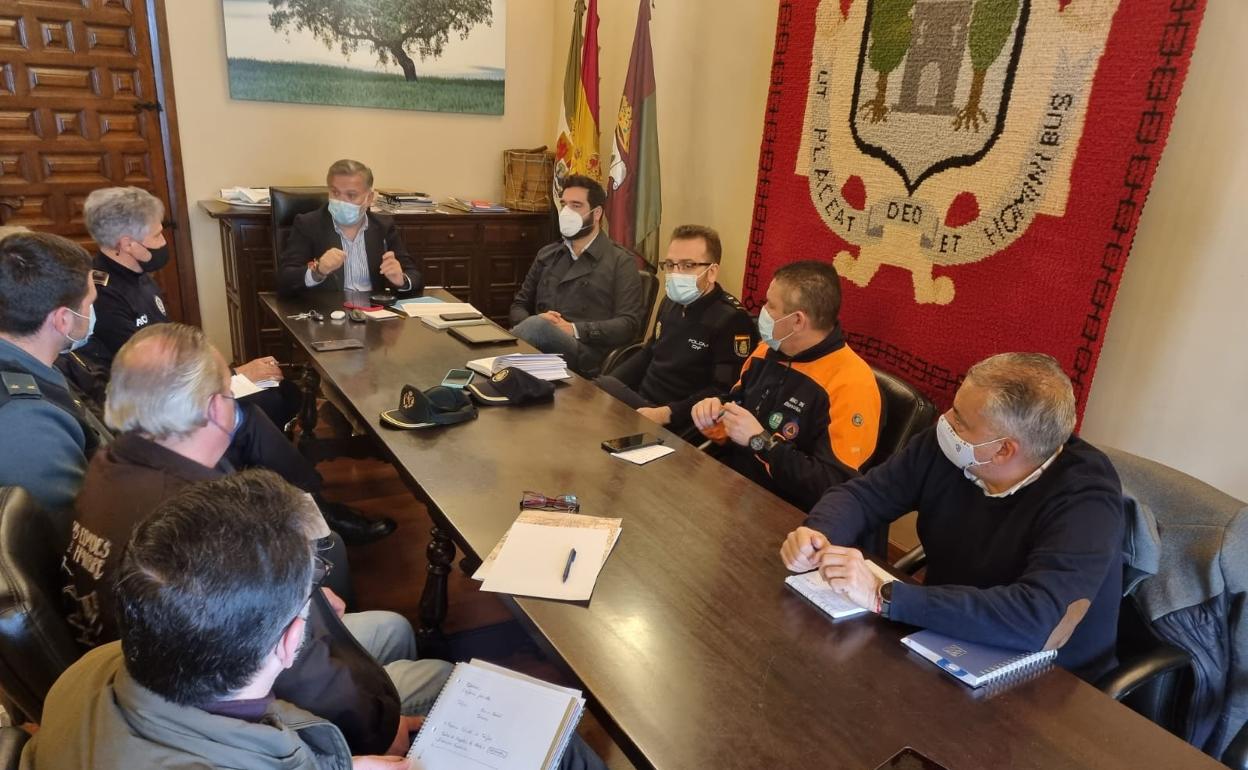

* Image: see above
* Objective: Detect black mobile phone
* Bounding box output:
[872,748,949,770]
[440,312,483,322]
[441,368,474,388]
[601,433,665,453]
[310,339,364,352]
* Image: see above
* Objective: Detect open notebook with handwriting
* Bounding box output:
[406,659,584,770]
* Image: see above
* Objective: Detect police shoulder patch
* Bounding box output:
[734,334,750,358]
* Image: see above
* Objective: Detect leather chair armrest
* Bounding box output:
[1094,644,1191,701]
[892,545,927,575]
[600,343,646,378]
[1223,720,1248,770]
[0,727,30,770]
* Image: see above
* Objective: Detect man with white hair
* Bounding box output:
[77,186,397,545]
[780,352,1126,681]
[64,323,451,754]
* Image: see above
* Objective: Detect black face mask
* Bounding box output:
[140,244,170,273]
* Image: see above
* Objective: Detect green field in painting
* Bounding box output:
[227,58,504,115]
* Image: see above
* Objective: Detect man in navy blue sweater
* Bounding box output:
[780,352,1125,681]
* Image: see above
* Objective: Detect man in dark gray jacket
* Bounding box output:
[509,175,645,376]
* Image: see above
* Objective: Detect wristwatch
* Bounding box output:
[749,431,779,454]
[878,580,894,618]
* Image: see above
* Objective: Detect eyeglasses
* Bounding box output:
[658,260,713,273]
[520,491,580,512]
[274,553,334,647]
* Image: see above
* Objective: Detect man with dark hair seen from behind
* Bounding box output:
[510,174,645,376]
[0,231,98,511]
[781,353,1125,681]
[691,260,881,511]
[23,470,607,770]
[596,224,756,432]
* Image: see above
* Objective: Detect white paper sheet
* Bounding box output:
[229,374,262,398]
[611,444,676,465]
[480,523,611,601]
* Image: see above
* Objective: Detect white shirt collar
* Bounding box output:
[968,446,1062,498]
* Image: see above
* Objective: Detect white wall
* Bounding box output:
[1080,0,1248,502]
[165,1,556,350]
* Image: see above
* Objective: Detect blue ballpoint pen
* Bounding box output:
[561,548,577,583]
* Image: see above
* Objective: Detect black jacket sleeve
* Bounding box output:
[803,431,930,542]
[509,253,547,326]
[277,212,322,297]
[89,286,140,363]
[577,253,644,348]
[667,305,757,429]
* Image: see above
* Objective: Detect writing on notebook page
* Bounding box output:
[430,682,512,766]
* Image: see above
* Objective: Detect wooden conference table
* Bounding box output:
[262,291,1218,770]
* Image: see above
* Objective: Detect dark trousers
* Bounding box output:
[240,378,301,430]
[225,401,322,493]
[595,375,654,410]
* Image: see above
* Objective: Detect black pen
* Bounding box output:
[561,548,577,583]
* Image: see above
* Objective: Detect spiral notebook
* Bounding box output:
[901,629,1056,688]
[405,659,584,770]
[784,561,898,619]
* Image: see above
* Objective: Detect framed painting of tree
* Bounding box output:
[221,0,506,115]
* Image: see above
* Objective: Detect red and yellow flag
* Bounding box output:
[554,0,601,196]
[605,0,661,266]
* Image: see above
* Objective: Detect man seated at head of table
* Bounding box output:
[508,174,645,377]
[595,224,757,433]
[781,353,1125,681]
[27,470,609,770]
[276,158,422,299]
[689,260,881,511]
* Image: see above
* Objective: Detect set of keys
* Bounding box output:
[286,310,325,322]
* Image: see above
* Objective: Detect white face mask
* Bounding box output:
[327,198,364,226]
[558,206,594,239]
[757,306,796,352]
[936,413,1005,471]
[665,266,709,305]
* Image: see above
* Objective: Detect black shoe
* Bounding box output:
[317,499,397,546]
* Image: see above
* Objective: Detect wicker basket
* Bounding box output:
[503,146,554,212]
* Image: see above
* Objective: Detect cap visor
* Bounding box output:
[466,381,511,405]
[379,409,437,430]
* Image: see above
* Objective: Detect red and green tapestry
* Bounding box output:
[743,0,1206,415]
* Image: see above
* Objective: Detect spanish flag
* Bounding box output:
[553,0,601,197]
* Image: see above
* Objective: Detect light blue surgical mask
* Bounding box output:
[665,266,710,306]
[757,306,796,352]
[327,198,364,227]
[63,305,95,352]
[211,396,244,442]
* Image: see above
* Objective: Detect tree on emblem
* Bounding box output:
[858,0,916,124]
[953,0,1021,132]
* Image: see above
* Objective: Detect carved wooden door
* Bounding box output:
[0,0,195,323]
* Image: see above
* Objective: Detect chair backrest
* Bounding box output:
[635,270,660,344]
[269,186,328,258]
[0,487,82,722]
[854,368,936,558]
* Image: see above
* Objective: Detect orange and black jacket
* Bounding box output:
[705,327,881,511]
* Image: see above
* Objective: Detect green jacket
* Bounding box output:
[22,643,353,770]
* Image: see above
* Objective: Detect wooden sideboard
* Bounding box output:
[200,200,555,362]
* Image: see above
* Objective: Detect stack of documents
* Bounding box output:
[443,196,509,213]
[407,659,584,770]
[217,187,269,206]
[229,373,276,398]
[474,509,622,601]
[420,314,487,330]
[467,353,570,381]
[393,301,480,319]
[375,188,436,210]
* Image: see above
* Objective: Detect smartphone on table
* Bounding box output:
[441,368,475,388]
[601,433,665,453]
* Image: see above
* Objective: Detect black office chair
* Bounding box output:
[0,727,29,769]
[891,544,1196,738]
[0,487,82,723]
[269,186,329,258]
[855,368,936,559]
[596,270,661,377]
